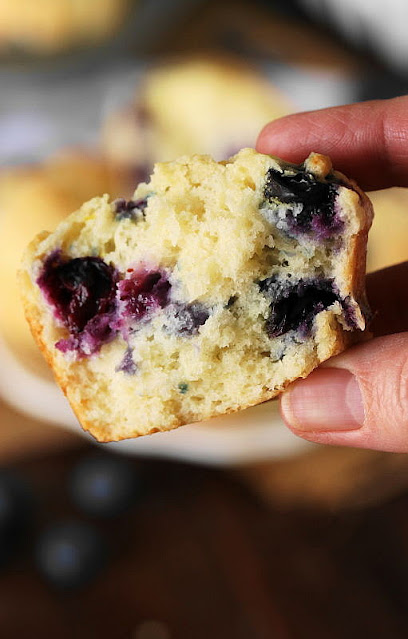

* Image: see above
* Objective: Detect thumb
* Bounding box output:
[280,333,408,452]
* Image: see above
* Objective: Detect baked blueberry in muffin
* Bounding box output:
[20,149,373,441]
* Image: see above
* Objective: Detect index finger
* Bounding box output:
[256,96,408,191]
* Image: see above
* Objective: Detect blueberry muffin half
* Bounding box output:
[20,149,373,441]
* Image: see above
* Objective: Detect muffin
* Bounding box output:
[0,0,132,54]
[102,57,291,193]
[20,149,372,441]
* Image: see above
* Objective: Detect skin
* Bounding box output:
[257,96,408,453]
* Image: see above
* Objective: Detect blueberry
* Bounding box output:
[114,197,148,221]
[259,275,288,303]
[166,302,210,336]
[35,521,107,589]
[0,471,32,566]
[263,168,344,239]
[68,454,139,518]
[119,270,171,322]
[265,168,328,205]
[39,255,174,356]
[259,277,338,338]
[178,382,189,394]
[38,252,118,354]
[340,295,362,330]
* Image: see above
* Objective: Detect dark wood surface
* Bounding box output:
[1,444,408,639]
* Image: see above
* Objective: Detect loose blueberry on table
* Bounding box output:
[68,453,140,518]
[35,521,108,590]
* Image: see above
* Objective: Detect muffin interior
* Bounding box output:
[24,149,368,438]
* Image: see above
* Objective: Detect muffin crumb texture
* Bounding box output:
[20,149,373,441]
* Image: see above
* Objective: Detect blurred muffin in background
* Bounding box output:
[299,0,408,74]
[0,0,132,54]
[102,57,292,192]
[367,188,408,273]
[0,151,122,376]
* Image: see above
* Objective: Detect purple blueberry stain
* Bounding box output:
[263,167,345,240]
[116,347,137,375]
[60,312,118,356]
[113,197,149,221]
[164,302,210,336]
[118,269,171,325]
[339,295,363,330]
[54,335,79,355]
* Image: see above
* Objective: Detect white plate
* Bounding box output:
[0,337,313,465]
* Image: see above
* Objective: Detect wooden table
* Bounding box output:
[0,443,408,639]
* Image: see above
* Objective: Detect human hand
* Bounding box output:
[257,96,408,452]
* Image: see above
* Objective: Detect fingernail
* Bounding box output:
[281,368,365,432]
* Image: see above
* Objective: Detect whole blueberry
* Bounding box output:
[68,454,139,518]
[35,521,107,589]
[263,168,343,240]
[0,471,32,565]
[38,253,117,334]
[259,278,338,338]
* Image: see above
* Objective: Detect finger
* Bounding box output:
[280,333,408,453]
[256,96,408,191]
[366,262,408,337]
